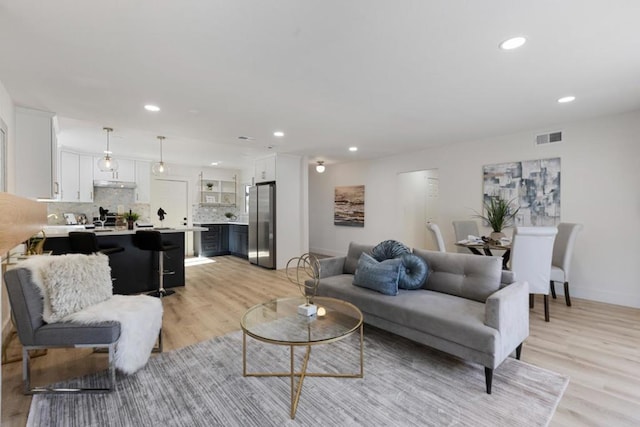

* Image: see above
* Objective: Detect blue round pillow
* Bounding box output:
[371,240,411,261]
[398,253,429,290]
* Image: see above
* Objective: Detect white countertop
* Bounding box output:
[193,221,249,226]
[43,225,208,237]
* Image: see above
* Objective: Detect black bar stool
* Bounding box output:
[133,230,179,298]
[68,232,125,256]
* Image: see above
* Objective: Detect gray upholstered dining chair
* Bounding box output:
[550,223,583,306]
[4,268,121,394]
[427,222,446,252]
[452,220,480,253]
[510,226,558,322]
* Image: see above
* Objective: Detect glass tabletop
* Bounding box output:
[241,296,363,345]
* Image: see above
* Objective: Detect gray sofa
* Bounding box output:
[312,242,529,393]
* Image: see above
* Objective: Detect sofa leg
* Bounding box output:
[515,343,522,360]
[550,280,556,299]
[529,294,534,309]
[544,294,550,322]
[484,367,493,394]
[564,281,572,307]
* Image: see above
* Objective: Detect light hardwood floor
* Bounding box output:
[2,256,639,426]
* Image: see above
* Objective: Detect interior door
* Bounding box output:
[151,179,190,253]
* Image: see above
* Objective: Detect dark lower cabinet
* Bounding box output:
[195,223,248,258]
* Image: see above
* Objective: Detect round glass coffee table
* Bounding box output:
[241,296,364,419]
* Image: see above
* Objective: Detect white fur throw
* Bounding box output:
[20,253,163,374]
[20,253,112,323]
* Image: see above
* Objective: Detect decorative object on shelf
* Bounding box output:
[334,185,365,227]
[97,127,119,172]
[224,212,237,221]
[474,195,520,241]
[25,229,46,255]
[151,136,168,176]
[124,210,140,230]
[315,160,325,173]
[483,158,560,226]
[206,182,214,190]
[285,253,321,316]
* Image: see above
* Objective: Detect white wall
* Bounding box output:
[309,110,640,308]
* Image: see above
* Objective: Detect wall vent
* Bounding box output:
[535,131,563,146]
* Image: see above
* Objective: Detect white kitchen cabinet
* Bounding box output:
[15,107,58,199]
[254,155,276,183]
[59,151,94,202]
[93,157,135,182]
[135,160,151,203]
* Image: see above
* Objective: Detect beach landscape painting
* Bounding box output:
[334,185,365,227]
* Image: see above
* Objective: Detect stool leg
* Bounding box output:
[148,251,175,298]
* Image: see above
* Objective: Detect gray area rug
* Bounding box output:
[28,326,568,426]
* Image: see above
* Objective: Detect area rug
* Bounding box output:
[27,326,568,426]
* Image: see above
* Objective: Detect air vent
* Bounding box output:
[535,131,563,146]
[237,136,255,141]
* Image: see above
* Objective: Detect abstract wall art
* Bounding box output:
[334,185,365,227]
[483,157,561,226]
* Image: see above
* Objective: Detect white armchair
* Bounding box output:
[550,223,583,306]
[510,226,558,322]
[427,222,446,252]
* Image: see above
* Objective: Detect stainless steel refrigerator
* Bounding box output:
[248,182,276,269]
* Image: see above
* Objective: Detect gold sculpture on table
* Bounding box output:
[285,253,321,316]
[25,229,46,255]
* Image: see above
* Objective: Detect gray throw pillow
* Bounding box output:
[398,253,429,290]
[371,240,411,261]
[353,253,402,296]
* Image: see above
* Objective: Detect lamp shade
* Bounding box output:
[98,127,118,172]
[152,136,169,176]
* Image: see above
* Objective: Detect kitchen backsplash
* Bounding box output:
[47,188,151,224]
[192,205,246,223]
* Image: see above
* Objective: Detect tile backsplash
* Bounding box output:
[192,205,245,223]
[47,188,150,224]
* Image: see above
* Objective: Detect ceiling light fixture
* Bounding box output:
[151,136,168,176]
[144,104,160,112]
[315,161,325,173]
[273,131,285,137]
[499,36,527,50]
[97,127,119,172]
[557,96,576,103]
[210,162,219,166]
[349,146,358,152]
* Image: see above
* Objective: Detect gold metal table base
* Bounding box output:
[243,323,364,419]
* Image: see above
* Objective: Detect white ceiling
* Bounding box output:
[1,1,639,170]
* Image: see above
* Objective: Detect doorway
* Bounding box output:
[151,179,191,254]
[397,169,440,249]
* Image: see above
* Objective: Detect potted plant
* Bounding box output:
[224,212,237,221]
[124,211,140,230]
[474,196,520,241]
[206,182,214,190]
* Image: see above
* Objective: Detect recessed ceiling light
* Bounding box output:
[273,131,285,137]
[210,162,219,166]
[144,104,160,112]
[349,146,358,152]
[557,96,576,104]
[499,36,527,50]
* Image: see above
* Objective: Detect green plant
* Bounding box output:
[224,212,236,220]
[474,196,520,232]
[124,211,140,222]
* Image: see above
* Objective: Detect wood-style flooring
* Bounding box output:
[2,256,639,426]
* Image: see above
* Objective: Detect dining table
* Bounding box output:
[455,239,511,269]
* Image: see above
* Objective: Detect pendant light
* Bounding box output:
[97,127,119,172]
[315,160,325,173]
[152,135,168,176]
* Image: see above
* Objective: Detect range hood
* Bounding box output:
[93,180,137,189]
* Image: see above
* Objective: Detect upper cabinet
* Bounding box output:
[135,160,151,203]
[59,151,93,202]
[254,155,276,183]
[199,172,237,206]
[93,157,135,182]
[15,107,57,199]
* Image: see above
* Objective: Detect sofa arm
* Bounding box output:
[484,281,530,359]
[318,256,346,278]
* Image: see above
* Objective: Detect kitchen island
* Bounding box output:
[43,226,207,295]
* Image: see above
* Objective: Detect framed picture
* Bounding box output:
[334,185,365,227]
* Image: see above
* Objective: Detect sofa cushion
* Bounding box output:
[398,253,429,290]
[413,248,502,302]
[344,242,375,274]
[353,253,402,296]
[371,240,411,261]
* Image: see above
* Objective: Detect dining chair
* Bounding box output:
[427,222,446,252]
[452,220,480,253]
[510,226,558,322]
[550,223,583,307]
